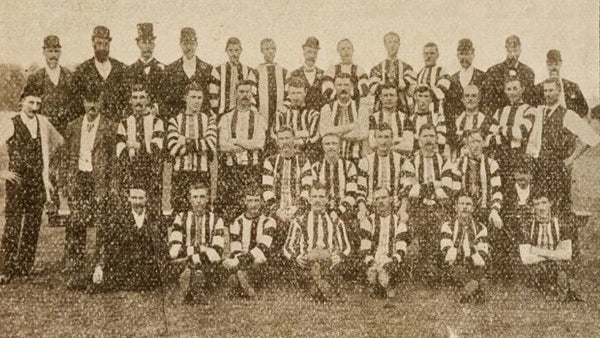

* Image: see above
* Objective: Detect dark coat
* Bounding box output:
[72,57,128,122]
[25,66,76,135]
[125,58,167,117]
[481,59,535,116]
[164,56,214,118]
[445,68,486,145]
[531,78,589,118]
[290,66,326,111]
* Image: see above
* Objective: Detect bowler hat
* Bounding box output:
[92,25,112,41]
[303,36,320,50]
[43,35,61,49]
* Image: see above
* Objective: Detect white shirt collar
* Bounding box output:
[515,183,530,205]
[94,58,112,79]
[459,66,474,88]
[140,57,154,65]
[132,209,146,229]
[20,111,38,138]
[45,65,61,85]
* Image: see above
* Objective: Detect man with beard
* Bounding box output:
[167,82,217,213]
[357,123,405,221]
[322,39,369,107]
[168,183,225,304]
[0,87,63,284]
[60,89,118,273]
[359,187,410,300]
[447,39,486,149]
[401,124,452,284]
[454,85,495,155]
[530,50,589,118]
[216,80,267,222]
[526,77,599,215]
[164,27,214,118]
[488,77,534,190]
[283,183,351,302]
[481,35,535,115]
[368,83,414,156]
[210,37,257,119]
[320,73,369,164]
[116,84,165,214]
[409,85,447,155]
[125,23,166,118]
[440,194,489,303]
[73,26,127,122]
[369,32,417,111]
[256,38,288,152]
[289,37,325,111]
[223,186,277,298]
[519,193,582,301]
[272,77,321,162]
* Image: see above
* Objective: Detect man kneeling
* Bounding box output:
[440,194,489,303]
[519,192,582,301]
[283,183,351,302]
[359,187,410,300]
[168,183,225,304]
[223,186,277,298]
[69,186,176,292]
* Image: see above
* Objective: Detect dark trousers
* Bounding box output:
[410,203,446,284]
[534,158,572,216]
[65,171,109,269]
[214,162,261,223]
[1,175,45,277]
[171,170,210,213]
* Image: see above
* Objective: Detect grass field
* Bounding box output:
[1,123,600,337]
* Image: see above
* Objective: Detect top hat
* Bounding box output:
[136,23,155,41]
[180,27,197,42]
[92,25,112,41]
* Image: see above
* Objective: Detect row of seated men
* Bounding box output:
[67,177,580,306]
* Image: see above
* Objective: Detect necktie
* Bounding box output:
[543,107,552,122]
[87,122,94,132]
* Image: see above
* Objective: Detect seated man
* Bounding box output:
[440,194,489,303]
[359,187,410,300]
[283,183,351,302]
[519,192,581,301]
[454,84,495,156]
[223,186,277,298]
[69,185,178,292]
[168,182,225,304]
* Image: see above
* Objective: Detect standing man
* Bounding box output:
[368,83,414,156]
[447,39,486,149]
[319,73,369,164]
[166,82,217,213]
[164,27,214,118]
[0,88,63,283]
[322,39,369,106]
[416,43,451,112]
[216,80,267,221]
[210,37,257,119]
[289,37,325,111]
[256,38,288,149]
[526,78,600,215]
[369,32,417,111]
[73,25,127,122]
[116,84,165,214]
[60,89,118,273]
[125,23,166,118]
[531,50,589,118]
[482,35,535,115]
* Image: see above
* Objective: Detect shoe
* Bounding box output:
[236,270,256,298]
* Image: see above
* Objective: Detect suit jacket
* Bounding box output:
[503,184,534,244]
[446,68,485,145]
[531,78,588,118]
[164,56,213,118]
[73,57,128,122]
[26,66,75,135]
[60,115,118,200]
[481,60,535,116]
[290,67,326,111]
[125,58,166,116]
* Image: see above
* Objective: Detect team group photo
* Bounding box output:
[1,1,599,336]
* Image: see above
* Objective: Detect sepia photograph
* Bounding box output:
[0,0,599,336]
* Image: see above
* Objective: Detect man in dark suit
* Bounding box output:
[125,23,166,119]
[289,37,326,111]
[446,39,485,149]
[73,25,128,122]
[164,27,214,119]
[530,50,589,118]
[59,89,118,272]
[481,35,535,116]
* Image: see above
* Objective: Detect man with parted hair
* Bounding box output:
[283,182,351,302]
[369,32,417,111]
[167,81,217,213]
[223,185,277,298]
[322,38,369,106]
[168,182,225,304]
[210,37,257,119]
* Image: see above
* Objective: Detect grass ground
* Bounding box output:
[1,122,600,337]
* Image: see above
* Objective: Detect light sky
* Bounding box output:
[1,0,598,104]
